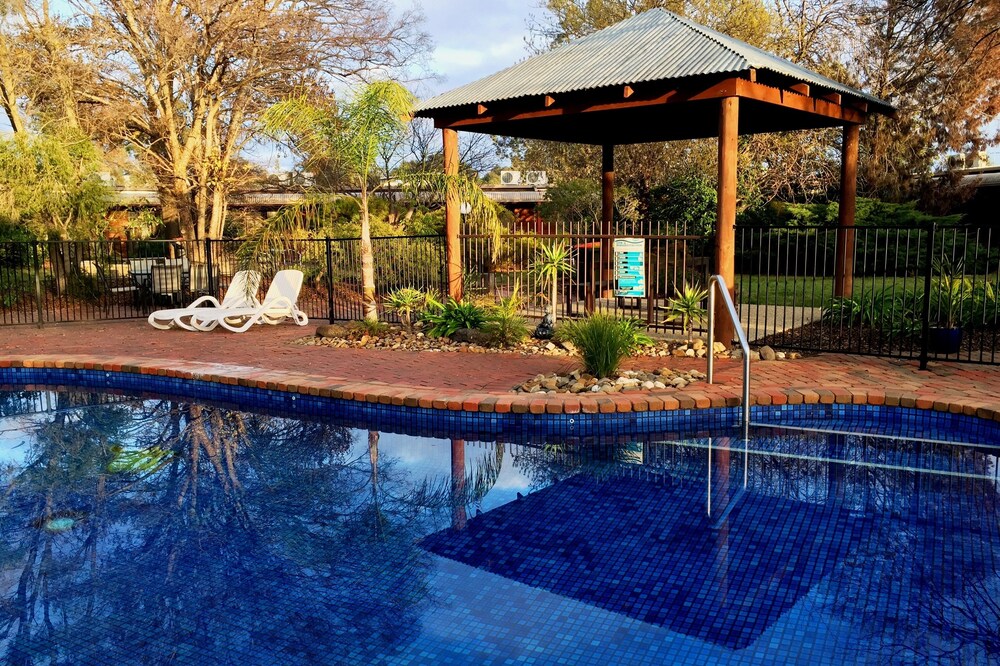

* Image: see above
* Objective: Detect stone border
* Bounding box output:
[2,355,1000,425]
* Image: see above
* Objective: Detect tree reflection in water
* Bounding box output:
[0,391,475,665]
[0,390,998,665]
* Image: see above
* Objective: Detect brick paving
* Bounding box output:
[1,320,999,423]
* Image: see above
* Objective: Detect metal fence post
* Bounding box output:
[32,241,44,328]
[325,236,335,323]
[918,223,936,370]
[205,239,216,297]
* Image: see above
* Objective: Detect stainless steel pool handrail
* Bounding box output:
[707,275,750,439]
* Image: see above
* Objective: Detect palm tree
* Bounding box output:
[252,81,508,323]
[261,82,413,322]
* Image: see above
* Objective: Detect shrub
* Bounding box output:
[349,318,390,337]
[561,314,653,378]
[0,221,34,268]
[483,283,528,347]
[384,287,433,332]
[962,282,998,329]
[422,298,488,338]
[822,289,923,337]
[822,296,862,324]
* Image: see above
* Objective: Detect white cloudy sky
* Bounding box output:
[401,0,537,98]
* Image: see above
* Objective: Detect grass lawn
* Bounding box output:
[736,275,924,308]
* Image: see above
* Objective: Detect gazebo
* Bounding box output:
[414,9,893,345]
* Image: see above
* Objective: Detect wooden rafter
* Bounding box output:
[433,76,866,133]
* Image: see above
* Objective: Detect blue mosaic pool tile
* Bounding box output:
[1,366,999,446]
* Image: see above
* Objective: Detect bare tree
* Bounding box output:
[60,0,429,243]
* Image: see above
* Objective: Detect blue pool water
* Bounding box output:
[0,382,998,665]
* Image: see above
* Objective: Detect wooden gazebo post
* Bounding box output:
[601,144,615,298]
[713,97,739,346]
[834,124,860,298]
[443,128,463,300]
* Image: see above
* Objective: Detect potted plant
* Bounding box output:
[928,257,969,354]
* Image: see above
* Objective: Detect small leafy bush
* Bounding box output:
[822,296,862,324]
[483,283,529,347]
[822,289,923,337]
[561,314,652,378]
[422,298,488,338]
[349,318,390,337]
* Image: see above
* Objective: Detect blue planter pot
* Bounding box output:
[928,326,962,355]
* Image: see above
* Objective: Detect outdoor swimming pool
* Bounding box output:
[0,376,998,665]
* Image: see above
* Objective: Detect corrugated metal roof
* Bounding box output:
[415,9,890,114]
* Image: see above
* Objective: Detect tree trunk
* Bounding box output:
[550,279,557,323]
[160,179,196,241]
[360,189,377,322]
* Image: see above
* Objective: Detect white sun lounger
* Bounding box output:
[147,270,262,331]
[188,269,309,333]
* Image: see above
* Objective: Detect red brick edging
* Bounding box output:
[3,354,1000,424]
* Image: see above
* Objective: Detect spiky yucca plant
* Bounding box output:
[664,282,709,341]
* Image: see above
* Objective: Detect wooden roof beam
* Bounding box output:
[432,76,865,131]
[734,79,866,124]
[435,79,737,129]
[789,82,810,96]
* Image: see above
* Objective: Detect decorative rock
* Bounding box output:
[533,314,555,339]
[684,348,696,357]
[776,351,786,360]
[540,377,560,391]
[789,352,802,360]
[759,345,777,361]
[692,339,705,351]
[315,323,351,338]
[451,328,492,345]
[713,342,727,354]
[545,342,557,351]
[641,381,656,390]
[561,340,578,354]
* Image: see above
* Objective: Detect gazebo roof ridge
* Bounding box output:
[414,8,892,115]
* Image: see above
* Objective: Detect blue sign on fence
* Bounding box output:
[614,238,646,297]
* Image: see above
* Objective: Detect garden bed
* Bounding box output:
[752,321,1000,360]
[297,323,732,358]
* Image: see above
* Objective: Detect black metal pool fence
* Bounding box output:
[1,225,997,365]
[0,236,445,326]
[736,224,1000,366]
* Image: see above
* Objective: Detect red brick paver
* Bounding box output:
[1,320,999,422]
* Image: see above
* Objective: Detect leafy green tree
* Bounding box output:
[647,175,717,236]
[0,127,111,240]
